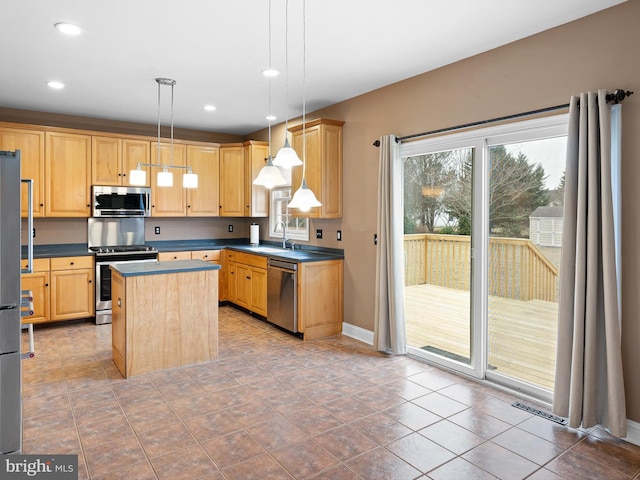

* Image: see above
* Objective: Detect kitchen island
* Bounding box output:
[110,259,220,378]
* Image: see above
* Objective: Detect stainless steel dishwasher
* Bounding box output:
[267,258,298,333]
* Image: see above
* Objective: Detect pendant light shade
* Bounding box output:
[157,168,173,187]
[183,169,198,188]
[129,167,147,186]
[253,156,287,188]
[273,138,302,168]
[287,178,321,211]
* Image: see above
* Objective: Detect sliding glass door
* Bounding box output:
[404,147,474,367]
[402,115,568,399]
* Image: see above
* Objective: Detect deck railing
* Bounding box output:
[404,234,558,302]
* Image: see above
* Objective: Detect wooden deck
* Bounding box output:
[405,283,558,391]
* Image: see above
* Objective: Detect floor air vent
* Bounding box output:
[512,402,568,425]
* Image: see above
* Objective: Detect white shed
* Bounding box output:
[529,206,563,247]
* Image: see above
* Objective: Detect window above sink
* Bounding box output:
[269,188,309,242]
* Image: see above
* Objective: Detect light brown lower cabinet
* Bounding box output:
[297,259,343,341]
[20,258,50,324]
[21,256,94,323]
[225,250,267,317]
[49,256,95,321]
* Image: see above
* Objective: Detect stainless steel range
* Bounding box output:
[88,218,158,324]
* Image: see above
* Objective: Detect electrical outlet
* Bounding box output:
[154,226,161,235]
[316,229,323,239]
[32,228,36,238]
[228,225,234,232]
[337,230,342,241]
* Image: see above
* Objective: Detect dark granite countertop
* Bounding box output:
[24,239,343,263]
[110,259,221,277]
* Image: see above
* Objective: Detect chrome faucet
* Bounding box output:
[277,220,289,249]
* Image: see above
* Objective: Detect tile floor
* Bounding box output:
[20,306,640,479]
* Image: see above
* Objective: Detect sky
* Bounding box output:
[506,136,567,190]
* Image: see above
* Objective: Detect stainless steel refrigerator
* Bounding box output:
[0,150,22,454]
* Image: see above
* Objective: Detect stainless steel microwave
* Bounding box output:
[92,185,151,217]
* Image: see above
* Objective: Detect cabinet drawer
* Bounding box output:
[158,251,191,261]
[21,258,50,272]
[191,250,221,262]
[229,251,267,269]
[50,256,93,271]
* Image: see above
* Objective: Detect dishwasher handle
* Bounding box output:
[268,258,298,271]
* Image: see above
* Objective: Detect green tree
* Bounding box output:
[404,152,457,233]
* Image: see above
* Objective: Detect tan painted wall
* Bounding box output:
[253,0,640,422]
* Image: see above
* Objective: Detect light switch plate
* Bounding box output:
[316,229,323,239]
[337,230,342,241]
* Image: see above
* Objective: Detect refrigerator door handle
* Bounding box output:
[21,179,33,274]
[0,304,17,310]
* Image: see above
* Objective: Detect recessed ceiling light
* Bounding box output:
[261,68,279,78]
[54,22,82,35]
[266,114,277,121]
[204,105,216,112]
[46,81,65,90]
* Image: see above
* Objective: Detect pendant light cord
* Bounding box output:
[284,0,290,134]
[268,0,273,157]
[170,81,174,165]
[157,80,161,167]
[301,0,306,179]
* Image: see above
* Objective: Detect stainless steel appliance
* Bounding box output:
[88,218,157,324]
[0,151,23,454]
[92,185,151,217]
[267,258,298,333]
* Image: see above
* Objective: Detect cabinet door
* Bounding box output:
[234,263,251,308]
[92,136,122,186]
[151,143,187,216]
[186,145,219,216]
[123,139,151,187]
[0,128,45,217]
[219,145,245,217]
[20,272,50,324]
[45,132,91,217]
[50,268,94,321]
[250,267,267,316]
[244,142,269,217]
[291,124,322,218]
[227,262,238,303]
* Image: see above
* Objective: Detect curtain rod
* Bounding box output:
[372,89,633,147]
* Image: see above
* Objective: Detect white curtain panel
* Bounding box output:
[553,90,626,437]
[373,135,407,354]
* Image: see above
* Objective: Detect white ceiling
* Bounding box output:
[0,0,626,135]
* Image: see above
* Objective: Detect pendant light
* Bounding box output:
[129,78,198,188]
[273,0,302,169]
[288,0,321,212]
[253,0,287,189]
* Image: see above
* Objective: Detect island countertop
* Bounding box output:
[110,259,221,277]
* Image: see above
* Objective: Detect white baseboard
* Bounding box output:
[341,322,374,345]
[625,419,640,446]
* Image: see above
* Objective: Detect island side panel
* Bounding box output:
[124,269,218,377]
[111,271,126,377]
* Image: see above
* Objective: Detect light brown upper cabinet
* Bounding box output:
[92,136,151,186]
[186,144,219,216]
[244,140,269,217]
[45,131,91,217]
[150,142,187,216]
[290,118,344,219]
[0,126,46,218]
[219,144,245,217]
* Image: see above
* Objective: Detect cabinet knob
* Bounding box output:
[246,276,251,280]
[40,203,43,207]
[70,262,74,265]
[88,280,92,284]
[204,255,208,258]
[118,173,122,176]
[187,205,191,208]
[45,283,49,287]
